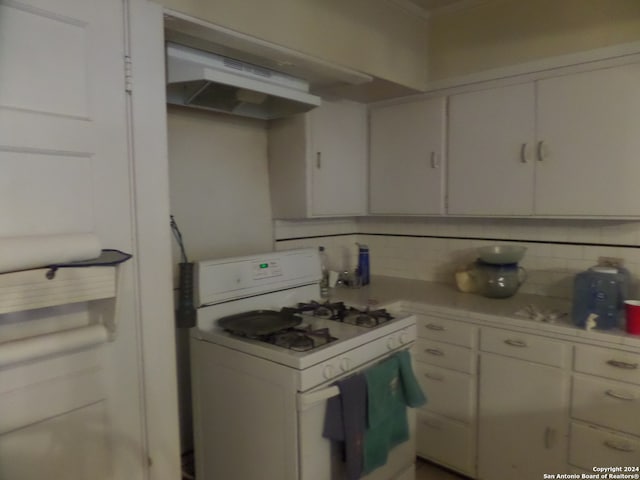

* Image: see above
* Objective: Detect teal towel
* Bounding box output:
[397,349,427,407]
[363,356,408,474]
[363,350,428,474]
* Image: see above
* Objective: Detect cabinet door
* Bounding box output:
[369,97,446,215]
[535,63,640,216]
[309,100,367,216]
[448,83,535,216]
[478,353,569,479]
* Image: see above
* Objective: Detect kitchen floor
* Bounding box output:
[416,458,469,480]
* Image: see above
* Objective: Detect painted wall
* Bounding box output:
[158,0,429,90]
[167,106,273,263]
[166,106,274,453]
[427,0,640,81]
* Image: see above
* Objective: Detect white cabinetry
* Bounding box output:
[569,344,640,471]
[447,83,535,216]
[369,97,446,215]
[412,314,477,477]
[477,328,570,479]
[268,99,367,218]
[447,62,640,217]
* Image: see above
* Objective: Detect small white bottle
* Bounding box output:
[318,246,330,299]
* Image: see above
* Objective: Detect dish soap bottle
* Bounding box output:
[357,243,370,286]
[319,246,330,298]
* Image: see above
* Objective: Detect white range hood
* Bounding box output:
[166,42,322,120]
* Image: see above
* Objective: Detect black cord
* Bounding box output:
[170,215,189,263]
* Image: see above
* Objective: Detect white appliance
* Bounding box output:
[190,248,418,480]
[166,43,322,120]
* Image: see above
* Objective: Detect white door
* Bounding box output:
[535,63,640,216]
[310,100,368,216]
[369,97,446,215]
[0,0,179,478]
[447,82,535,216]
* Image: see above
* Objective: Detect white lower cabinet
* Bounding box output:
[569,345,640,471]
[477,328,570,479]
[411,309,640,479]
[412,314,477,477]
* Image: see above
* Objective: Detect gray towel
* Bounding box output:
[322,373,367,480]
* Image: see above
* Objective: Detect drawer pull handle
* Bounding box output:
[504,339,527,347]
[425,348,444,356]
[544,427,556,449]
[605,389,636,401]
[423,372,444,381]
[425,324,445,331]
[606,360,639,370]
[604,440,635,453]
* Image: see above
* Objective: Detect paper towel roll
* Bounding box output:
[0,233,102,273]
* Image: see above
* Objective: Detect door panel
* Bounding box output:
[0,0,150,478]
[535,63,640,216]
[447,83,535,216]
[369,97,446,215]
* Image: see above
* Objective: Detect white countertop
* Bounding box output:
[331,276,640,351]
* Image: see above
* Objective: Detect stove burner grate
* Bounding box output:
[267,326,337,352]
[345,307,394,328]
[296,301,347,321]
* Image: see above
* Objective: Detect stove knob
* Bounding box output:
[323,364,336,379]
[340,358,351,372]
[387,336,397,350]
[399,331,411,345]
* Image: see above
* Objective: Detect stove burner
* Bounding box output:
[296,301,347,321]
[267,325,337,352]
[346,307,394,328]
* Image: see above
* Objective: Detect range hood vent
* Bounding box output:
[166,43,321,120]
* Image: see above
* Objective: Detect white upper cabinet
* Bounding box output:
[447,83,535,216]
[535,63,640,216]
[369,97,446,215]
[447,62,640,217]
[268,99,367,218]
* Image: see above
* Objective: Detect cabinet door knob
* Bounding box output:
[316,152,322,169]
[606,359,638,369]
[425,323,445,331]
[604,439,635,453]
[425,348,444,356]
[520,143,529,163]
[605,389,636,401]
[423,372,445,381]
[536,140,547,161]
[430,151,440,169]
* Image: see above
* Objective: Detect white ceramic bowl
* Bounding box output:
[477,245,527,265]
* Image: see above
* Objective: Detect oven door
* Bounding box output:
[296,354,416,480]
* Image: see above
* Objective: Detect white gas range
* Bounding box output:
[190,248,418,480]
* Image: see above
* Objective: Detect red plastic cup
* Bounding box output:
[624,300,640,335]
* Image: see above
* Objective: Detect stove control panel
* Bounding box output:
[251,260,283,280]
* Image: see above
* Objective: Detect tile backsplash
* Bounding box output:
[274,217,640,299]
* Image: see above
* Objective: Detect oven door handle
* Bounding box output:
[297,386,340,411]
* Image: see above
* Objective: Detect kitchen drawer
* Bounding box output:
[569,422,640,471]
[480,327,568,367]
[414,362,475,423]
[571,375,640,436]
[574,344,640,385]
[413,339,475,374]
[416,410,475,477]
[416,314,476,348]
